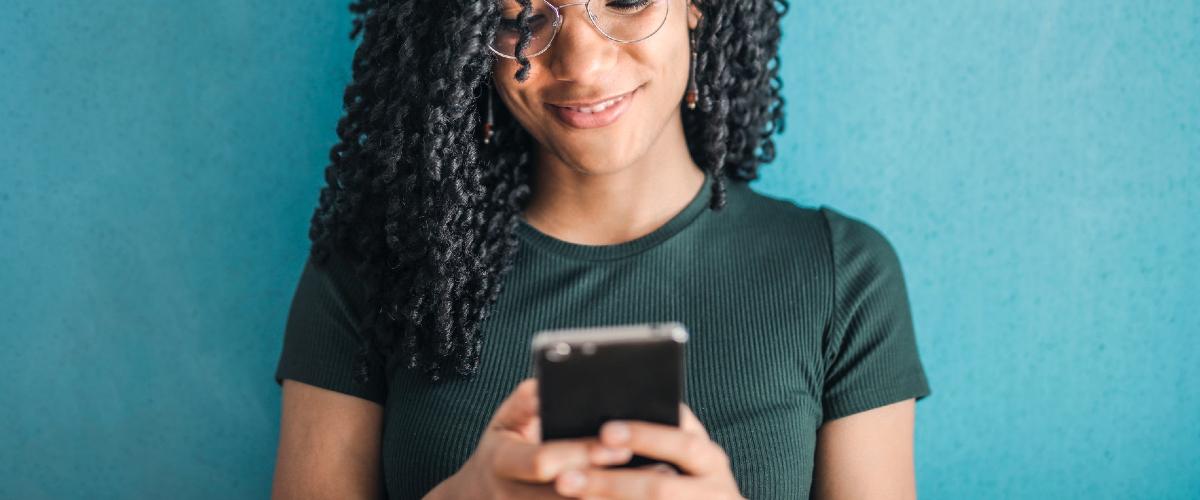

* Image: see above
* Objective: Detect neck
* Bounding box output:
[521,113,705,246]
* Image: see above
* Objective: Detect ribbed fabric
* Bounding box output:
[274,169,932,499]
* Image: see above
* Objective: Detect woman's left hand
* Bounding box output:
[553,403,746,500]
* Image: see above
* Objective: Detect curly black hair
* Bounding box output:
[307,0,788,384]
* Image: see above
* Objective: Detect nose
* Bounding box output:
[545,3,618,85]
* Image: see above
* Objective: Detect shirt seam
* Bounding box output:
[817,207,840,372]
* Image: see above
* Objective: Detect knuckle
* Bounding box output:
[681,434,708,457]
[684,435,728,468]
[530,450,548,479]
[530,448,555,480]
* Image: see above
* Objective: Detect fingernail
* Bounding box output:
[560,469,586,493]
[603,421,630,443]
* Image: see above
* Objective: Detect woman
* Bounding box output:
[272,0,932,498]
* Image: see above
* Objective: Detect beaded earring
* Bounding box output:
[482,85,495,145]
[686,27,699,110]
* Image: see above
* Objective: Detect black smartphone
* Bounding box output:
[530,322,688,471]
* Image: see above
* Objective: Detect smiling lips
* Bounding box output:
[547,87,638,129]
[561,94,628,114]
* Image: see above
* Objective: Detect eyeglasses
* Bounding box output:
[488,0,671,60]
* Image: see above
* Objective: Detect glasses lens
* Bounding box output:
[588,0,669,43]
[491,0,558,57]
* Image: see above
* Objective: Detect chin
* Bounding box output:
[547,143,634,176]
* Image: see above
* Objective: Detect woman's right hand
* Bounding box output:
[424,378,636,499]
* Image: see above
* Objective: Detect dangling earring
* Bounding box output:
[482,85,495,145]
[686,27,699,110]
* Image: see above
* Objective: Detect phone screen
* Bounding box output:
[531,322,687,470]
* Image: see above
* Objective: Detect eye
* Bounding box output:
[605,0,652,13]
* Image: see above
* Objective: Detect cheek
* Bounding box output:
[629,42,690,121]
[491,60,523,101]
[491,72,572,160]
[491,64,539,129]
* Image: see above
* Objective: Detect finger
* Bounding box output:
[587,443,635,466]
[678,403,710,439]
[598,420,728,477]
[499,480,578,500]
[636,463,679,475]
[490,378,538,431]
[556,467,708,500]
[494,436,612,483]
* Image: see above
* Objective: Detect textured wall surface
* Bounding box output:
[1,1,1196,498]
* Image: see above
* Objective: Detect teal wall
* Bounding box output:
[1,1,1196,498]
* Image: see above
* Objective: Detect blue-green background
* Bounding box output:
[2,1,1196,498]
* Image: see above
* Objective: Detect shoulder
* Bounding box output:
[719,179,827,243]
[723,180,895,249]
[721,180,905,275]
[819,207,903,267]
[313,243,360,274]
[302,243,370,319]
[818,207,906,283]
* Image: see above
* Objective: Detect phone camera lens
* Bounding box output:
[545,342,571,362]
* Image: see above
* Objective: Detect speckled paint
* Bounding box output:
[1,1,1197,498]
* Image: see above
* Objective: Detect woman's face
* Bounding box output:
[491,0,701,175]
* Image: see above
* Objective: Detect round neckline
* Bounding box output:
[515,170,713,261]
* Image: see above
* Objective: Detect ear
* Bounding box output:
[686,0,702,30]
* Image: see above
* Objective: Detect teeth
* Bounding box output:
[568,94,625,114]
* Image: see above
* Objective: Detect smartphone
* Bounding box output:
[530,322,688,471]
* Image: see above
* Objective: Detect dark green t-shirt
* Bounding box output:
[274,169,932,499]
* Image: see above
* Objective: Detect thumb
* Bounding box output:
[490,378,539,432]
[679,402,710,439]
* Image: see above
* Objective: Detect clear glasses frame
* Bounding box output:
[487,0,671,60]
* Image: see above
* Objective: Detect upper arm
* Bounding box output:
[271,249,390,498]
[818,207,931,422]
[273,251,388,405]
[272,379,385,500]
[811,398,917,500]
[811,208,931,499]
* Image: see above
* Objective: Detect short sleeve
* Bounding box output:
[273,249,387,405]
[818,207,931,423]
